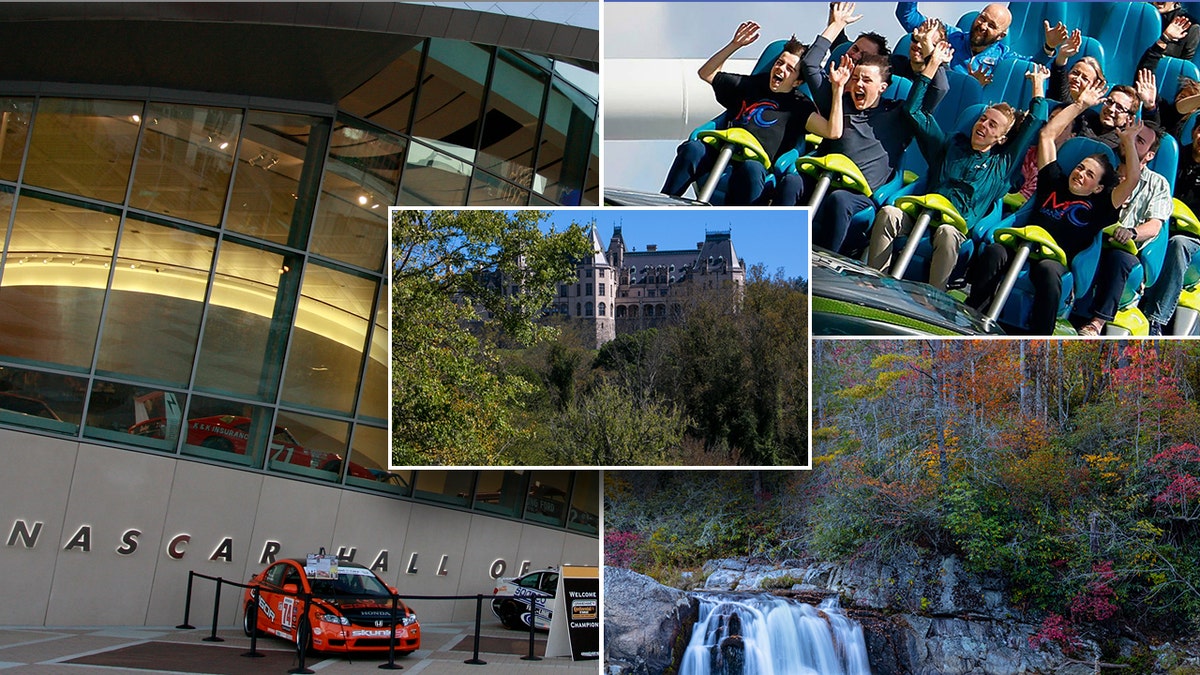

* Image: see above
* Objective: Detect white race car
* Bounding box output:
[491,569,558,630]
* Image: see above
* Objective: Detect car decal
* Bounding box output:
[280,597,297,630]
[257,596,276,621]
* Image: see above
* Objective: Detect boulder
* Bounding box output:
[604,566,698,675]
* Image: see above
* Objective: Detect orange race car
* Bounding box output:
[242,558,420,654]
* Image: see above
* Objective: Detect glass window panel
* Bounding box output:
[226,111,324,246]
[397,139,470,205]
[194,240,292,401]
[473,470,529,518]
[269,410,349,483]
[309,121,401,270]
[536,81,596,205]
[339,42,424,134]
[0,193,119,371]
[181,395,275,468]
[0,98,33,182]
[468,168,530,206]
[25,98,142,203]
[0,364,84,434]
[358,286,387,421]
[410,40,490,164]
[85,381,187,453]
[568,472,599,534]
[412,470,475,507]
[280,263,374,415]
[343,424,407,493]
[96,218,215,386]
[525,470,570,527]
[583,134,599,205]
[477,51,547,184]
[130,103,241,226]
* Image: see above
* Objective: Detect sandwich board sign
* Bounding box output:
[546,565,599,660]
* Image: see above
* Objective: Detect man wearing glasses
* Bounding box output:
[1071,85,1141,149]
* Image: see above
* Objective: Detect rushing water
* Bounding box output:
[678,593,871,675]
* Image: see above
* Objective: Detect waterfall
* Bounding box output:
[678,593,871,675]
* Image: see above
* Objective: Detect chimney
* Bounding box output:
[646,244,657,252]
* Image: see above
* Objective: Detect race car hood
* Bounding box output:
[812,248,1005,336]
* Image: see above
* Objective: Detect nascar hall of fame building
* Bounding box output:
[0,2,599,627]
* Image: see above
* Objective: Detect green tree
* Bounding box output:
[392,210,590,465]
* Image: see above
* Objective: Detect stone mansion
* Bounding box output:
[554,225,746,348]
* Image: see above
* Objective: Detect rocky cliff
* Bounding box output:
[605,558,1200,675]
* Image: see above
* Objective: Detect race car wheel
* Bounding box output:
[242,602,259,637]
[497,600,524,630]
[201,436,234,453]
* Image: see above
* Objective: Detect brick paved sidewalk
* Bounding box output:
[0,623,599,674]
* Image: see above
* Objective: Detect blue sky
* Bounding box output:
[540,208,809,280]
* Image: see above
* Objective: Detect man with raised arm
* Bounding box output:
[1140,122,1200,334]
[867,42,1050,290]
[660,21,845,206]
[1074,123,1172,336]
[782,2,945,252]
[965,79,1143,335]
[895,2,1054,85]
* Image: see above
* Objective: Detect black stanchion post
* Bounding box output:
[242,586,264,658]
[203,577,225,642]
[289,594,314,675]
[464,594,486,665]
[379,593,402,670]
[521,599,542,661]
[177,571,196,629]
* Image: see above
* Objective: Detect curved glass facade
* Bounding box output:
[0,30,597,536]
[342,38,599,207]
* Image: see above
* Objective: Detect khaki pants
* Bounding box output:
[867,205,968,291]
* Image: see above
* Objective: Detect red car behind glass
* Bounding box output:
[243,558,420,654]
[128,415,403,485]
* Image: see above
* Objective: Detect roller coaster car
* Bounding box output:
[812,248,1004,336]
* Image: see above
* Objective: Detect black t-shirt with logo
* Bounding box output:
[1177,147,1200,208]
[711,71,817,162]
[1031,160,1120,261]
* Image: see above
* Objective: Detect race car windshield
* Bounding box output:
[310,570,392,598]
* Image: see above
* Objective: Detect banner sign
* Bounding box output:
[547,565,599,660]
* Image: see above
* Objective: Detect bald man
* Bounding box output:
[896,2,1050,84]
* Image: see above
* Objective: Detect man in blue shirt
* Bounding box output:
[895,2,1054,84]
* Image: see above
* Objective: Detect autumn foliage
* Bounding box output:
[813,340,1200,638]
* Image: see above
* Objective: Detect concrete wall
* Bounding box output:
[0,428,599,626]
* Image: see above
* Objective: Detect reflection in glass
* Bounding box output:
[0,193,119,370]
[281,263,374,415]
[477,51,547,183]
[24,98,142,204]
[344,424,407,493]
[473,470,528,518]
[130,103,242,226]
[193,241,292,401]
[358,288,387,421]
[269,410,349,483]
[536,80,596,206]
[468,168,530,206]
[310,121,401,271]
[568,472,600,534]
[397,140,470,205]
[411,40,490,163]
[339,43,423,134]
[85,381,187,453]
[181,395,275,468]
[226,111,324,246]
[413,470,475,506]
[96,218,215,386]
[0,363,84,434]
[0,98,33,182]
[525,470,570,527]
